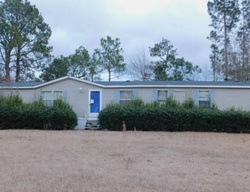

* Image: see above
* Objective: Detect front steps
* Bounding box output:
[75,118,100,130]
[84,120,100,130]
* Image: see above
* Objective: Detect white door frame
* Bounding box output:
[88,89,102,119]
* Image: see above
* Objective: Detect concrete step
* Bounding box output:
[85,120,100,130]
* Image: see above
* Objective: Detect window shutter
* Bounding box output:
[168,89,173,97]
[37,90,42,100]
[114,90,120,103]
[62,91,67,102]
[152,90,158,102]
[193,89,199,106]
[209,90,215,106]
[133,90,139,99]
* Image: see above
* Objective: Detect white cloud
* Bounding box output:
[30,0,212,75]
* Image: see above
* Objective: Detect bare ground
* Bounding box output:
[0,130,250,192]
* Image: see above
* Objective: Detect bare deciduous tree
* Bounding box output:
[127,49,153,81]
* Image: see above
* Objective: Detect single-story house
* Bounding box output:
[1,76,250,129]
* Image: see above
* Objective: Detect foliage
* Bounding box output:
[207,0,250,81]
[67,46,100,80]
[164,97,181,108]
[94,36,126,81]
[181,97,196,109]
[0,94,77,130]
[0,93,23,107]
[0,0,52,82]
[40,56,69,82]
[126,98,145,108]
[209,44,223,81]
[98,99,250,133]
[149,38,201,80]
[235,0,250,81]
[40,46,101,82]
[88,52,102,81]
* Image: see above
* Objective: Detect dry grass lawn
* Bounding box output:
[0,130,250,192]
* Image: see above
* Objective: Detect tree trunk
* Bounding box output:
[15,47,21,82]
[242,35,246,80]
[223,11,229,80]
[108,67,111,81]
[4,50,11,82]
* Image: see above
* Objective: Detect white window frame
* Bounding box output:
[199,90,210,108]
[157,90,168,104]
[41,91,63,107]
[119,90,133,106]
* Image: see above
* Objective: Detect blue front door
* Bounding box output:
[90,91,100,113]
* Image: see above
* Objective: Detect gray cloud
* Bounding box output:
[30,0,211,71]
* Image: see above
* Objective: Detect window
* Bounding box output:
[173,91,186,103]
[120,90,133,106]
[41,91,63,107]
[157,90,168,104]
[199,91,210,108]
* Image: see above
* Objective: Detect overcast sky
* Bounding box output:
[29,0,211,79]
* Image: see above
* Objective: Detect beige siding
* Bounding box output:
[103,87,250,111]
[137,88,154,103]
[102,89,116,106]
[4,78,250,119]
[0,89,37,103]
[103,88,195,104]
[173,91,187,103]
[215,88,250,110]
[38,79,103,117]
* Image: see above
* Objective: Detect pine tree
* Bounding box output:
[208,0,240,80]
[149,38,201,81]
[210,44,222,80]
[237,0,250,80]
[0,0,52,82]
[94,36,126,81]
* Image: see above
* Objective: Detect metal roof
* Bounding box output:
[95,80,250,87]
[2,76,250,89]
[0,81,43,88]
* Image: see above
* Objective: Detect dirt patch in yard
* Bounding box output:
[0,130,250,192]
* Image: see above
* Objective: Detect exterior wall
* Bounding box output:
[104,87,195,104]
[103,87,250,111]
[102,88,116,107]
[0,89,37,103]
[172,89,193,102]
[37,78,103,118]
[138,88,157,103]
[102,88,157,104]
[215,88,250,110]
[3,78,250,121]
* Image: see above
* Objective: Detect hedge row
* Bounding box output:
[0,95,77,130]
[98,101,250,133]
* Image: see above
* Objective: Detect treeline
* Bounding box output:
[0,0,201,83]
[208,0,250,81]
[4,0,250,82]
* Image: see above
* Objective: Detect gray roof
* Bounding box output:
[0,81,43,87]
[2,76,250,89]
[95,80,250,87]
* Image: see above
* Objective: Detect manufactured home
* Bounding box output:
[1,76,250,129]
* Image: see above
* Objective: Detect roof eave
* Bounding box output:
[0,76,105,89]
[103,85,250,89]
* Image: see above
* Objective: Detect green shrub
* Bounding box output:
[98,100,250,133]
[164,97,181,108]
[0,95,77,130]
[181,98,196,109]
[49,99,78,130]
[0,93,23,107]
[127,98,144,108]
